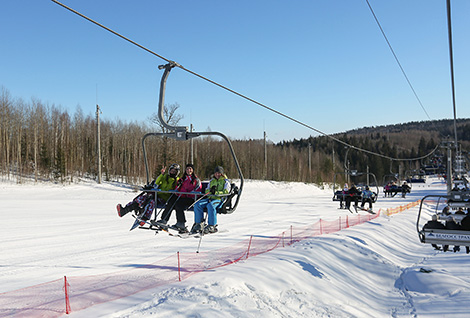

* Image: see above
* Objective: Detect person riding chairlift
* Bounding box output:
[190,166,230,234]
[340,183,348,209]
[116,163,180,225]
[361,186,373,210]
[155,163,202,233]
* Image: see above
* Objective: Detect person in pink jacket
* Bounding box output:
[156,163,202,232]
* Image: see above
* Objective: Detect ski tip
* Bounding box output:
[129,219,141,231]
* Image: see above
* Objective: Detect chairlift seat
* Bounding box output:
[332,190,361,202]
[332,190,346,201]
[448,191,470,201]
[142,181,239,215]
[191,181,239,214]
[437,213,466,223]
[384,186,410,197]
[447,201,470,209]
[406,177,426,183]
[419,229,470,246]
[417,194,470,248]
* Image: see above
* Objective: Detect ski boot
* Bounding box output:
[117,202,135,217]
[171,222,188,234]
[190,223,202,235]
[204,224,218,234]
[151,219,168,230]
[155,219,167,226]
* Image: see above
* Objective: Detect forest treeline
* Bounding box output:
[1,87,469,186]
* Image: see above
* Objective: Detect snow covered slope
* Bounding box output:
[1,177,470,317]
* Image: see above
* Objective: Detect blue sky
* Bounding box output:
[2,0,469,142]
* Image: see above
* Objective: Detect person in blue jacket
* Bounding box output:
[190,166,230,234]
[360,186,374,210]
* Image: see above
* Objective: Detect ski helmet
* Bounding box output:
[169,163,180,177]
[214,166,224,174]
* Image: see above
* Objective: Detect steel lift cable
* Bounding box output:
[51,0,439,163]
[365,0,431,120]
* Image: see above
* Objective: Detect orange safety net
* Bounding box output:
[0,210,391,317]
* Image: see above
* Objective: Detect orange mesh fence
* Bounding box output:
[0,210,389,317]
[383,199,421,216]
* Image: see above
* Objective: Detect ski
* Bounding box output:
[149,221,176,236]
[149,221,193,238]
[130,216,147,231]
[355,206,376,214]
[175,227,226,239]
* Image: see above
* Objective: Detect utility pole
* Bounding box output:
[367,165,370,186]
[264,131,267,180]
[332,147,335,171]
[441,140,454,194]
[96,105,102,184]
[190,124,194,164]
[308,143,312,173]
[447,143,453,194]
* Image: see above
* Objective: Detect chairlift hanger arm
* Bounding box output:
[157,63,187,133]
[142,130,244,182]
[416,194,448,235]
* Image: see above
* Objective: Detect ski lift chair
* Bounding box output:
[138,63,244,228]
[417,194,470,250]
[187,181,240,214]
[332,171,379,207]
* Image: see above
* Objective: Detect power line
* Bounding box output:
[365,0,431,120]
[50,0,438,163]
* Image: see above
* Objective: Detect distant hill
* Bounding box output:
[339,118,470,140]
[279,119,470,184]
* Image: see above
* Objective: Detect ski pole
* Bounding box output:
[196,216,206,253]
[187,191,212,210]
[159,193,181,221]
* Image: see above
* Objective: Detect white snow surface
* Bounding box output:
[2,176,470,317]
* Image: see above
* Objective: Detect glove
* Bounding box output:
[143,180,155,190]
[210,186,216,195]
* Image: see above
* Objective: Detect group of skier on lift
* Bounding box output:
[419,176,470,253]
[423,205,470,253]
[116,163,230,235]
[337,175,413,213]
[339,183,375,212]
[383,181,411,198]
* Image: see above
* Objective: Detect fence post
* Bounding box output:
[246,235,253,259]
[346,215,349,228]
[290,225,293,244]
[339,216,341,230]
[177,252,181,282]
[64,276,71,315]
[319,219,323,234]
